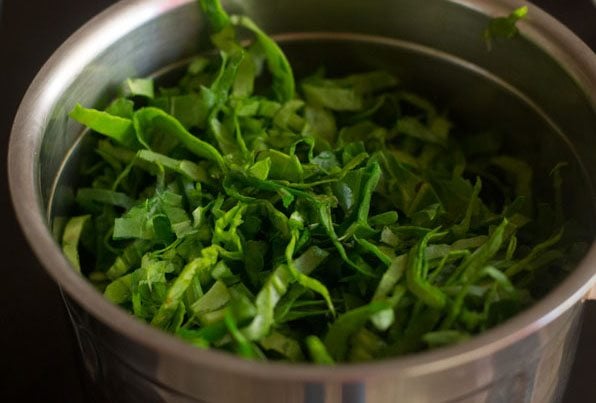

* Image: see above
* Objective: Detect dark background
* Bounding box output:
[0,1,594,402]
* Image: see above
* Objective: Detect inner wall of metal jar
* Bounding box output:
[48,35,595,235]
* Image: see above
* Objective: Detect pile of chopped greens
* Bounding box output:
[59,0,587,363]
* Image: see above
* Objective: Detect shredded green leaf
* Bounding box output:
[60,0,587,363]
[484,6,529,50]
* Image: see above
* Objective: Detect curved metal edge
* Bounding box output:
[7,0,596,384]
[451,1,596,107]
[522,3,596,112]
[517,1,596,305]
[587,283,596,301]
[489,0,596,303]
[5,0,204,375]
[7,0,204,335]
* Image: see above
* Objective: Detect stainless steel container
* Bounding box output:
[8,0,596,402]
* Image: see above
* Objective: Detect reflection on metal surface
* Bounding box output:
[588,286,596,300]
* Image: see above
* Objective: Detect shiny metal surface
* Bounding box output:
[7,0,596,402]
